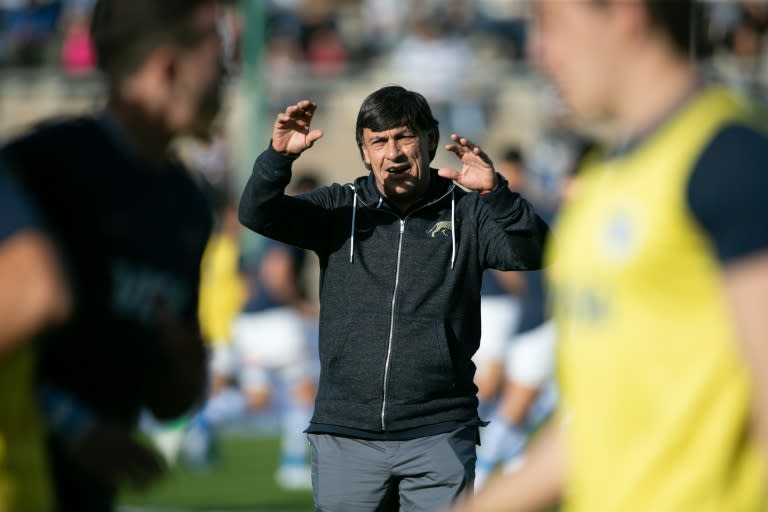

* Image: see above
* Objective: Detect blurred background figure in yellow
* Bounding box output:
[183,174,322,492]
[453,0,768,511]
[0,161,70,512]
[199,196,248,398]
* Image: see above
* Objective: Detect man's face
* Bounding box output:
[531,0,623,121]
[360,125,435,210]
[169,3,227,137]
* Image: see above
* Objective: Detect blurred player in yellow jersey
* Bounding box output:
[198,199,247,395]
[149,198,245,466]
[0,163,70,512]
[454,1,768,511]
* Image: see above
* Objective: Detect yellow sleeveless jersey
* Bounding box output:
[0,346,52,512]
[198,232,246,347]
[548,86,768,512]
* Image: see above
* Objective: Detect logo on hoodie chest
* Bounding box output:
[427,221,453,238]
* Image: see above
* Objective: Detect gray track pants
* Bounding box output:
[308,426,477,512]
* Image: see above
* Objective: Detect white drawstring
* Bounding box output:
[450,189,456,269]
[349,188,358,263]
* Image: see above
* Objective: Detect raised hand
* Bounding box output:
[271,100,324,155]
[437,134,499,193]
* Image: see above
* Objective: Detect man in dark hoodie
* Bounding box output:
[238,85,549,511]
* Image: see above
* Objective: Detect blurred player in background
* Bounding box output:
[0,163,71,512]
[473,144,566,491]
[184,174,321,490]
[473,136,593,491]
[454,1,768,511]
[151,195,246,468]
[199,197,247,398]
[473,149,526,421]
[0,0,231,509]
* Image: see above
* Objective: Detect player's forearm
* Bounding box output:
[452,421,563,512]
[0,231,70,358]
[723,252,768,462]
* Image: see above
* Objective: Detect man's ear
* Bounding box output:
[359,144,372,168]
[145,46,178,84]
[428,128,439,158]
[429,129,439,152]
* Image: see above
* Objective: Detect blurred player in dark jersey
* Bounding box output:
[1,1,231,510]
[0,163,71,512]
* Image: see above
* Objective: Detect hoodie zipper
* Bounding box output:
[375,185,456,431]
[381,218,405,430]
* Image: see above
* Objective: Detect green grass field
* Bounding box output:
[119,434,313,511]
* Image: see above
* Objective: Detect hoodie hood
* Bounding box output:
[347,169,458,265]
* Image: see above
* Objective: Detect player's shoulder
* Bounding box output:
[698,121,768,170]
[3,116,101,160]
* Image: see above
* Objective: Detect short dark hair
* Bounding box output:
[90,0,217,83]
[355,86,440,161]
[645,0,711,57]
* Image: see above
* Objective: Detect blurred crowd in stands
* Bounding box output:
[2,1,765,88]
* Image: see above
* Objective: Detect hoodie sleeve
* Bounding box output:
[238,144,337,254]
[475,175,550,271]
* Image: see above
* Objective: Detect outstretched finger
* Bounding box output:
[275,114,310,134]
[450,133,479,152]
[444,144,466,159]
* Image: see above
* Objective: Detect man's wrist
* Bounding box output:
[478,177,501,196]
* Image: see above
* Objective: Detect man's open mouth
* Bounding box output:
[387,165,410,176]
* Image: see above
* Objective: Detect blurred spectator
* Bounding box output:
[709,1,768,98]
[496,146,525,191]
[389,12,487,140]
[360,0,408,56]
[1,0,62,67]
[265,34,305,114]
[178,131,234,192]
[306,24,347,79]
[60,13,95,76]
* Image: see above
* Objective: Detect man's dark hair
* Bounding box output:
[355,86,440,161]
[90,0,217,83]
[645,0,711,58]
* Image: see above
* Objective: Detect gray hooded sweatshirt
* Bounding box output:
[239,145,549,434]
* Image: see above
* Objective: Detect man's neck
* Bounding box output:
[105,94,173,168]
[611,47,699,140]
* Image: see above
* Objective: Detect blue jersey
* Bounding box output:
[242,239,306,313]
[0,162,40,241]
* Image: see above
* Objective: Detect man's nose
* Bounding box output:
[384,138,402,160]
